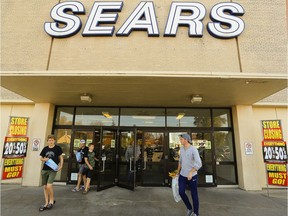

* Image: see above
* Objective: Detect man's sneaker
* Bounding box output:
[80,185,85,191]
[82,190,88,195]
[186,209,193,216]
[71,187,80,192]
[192,213,198,216]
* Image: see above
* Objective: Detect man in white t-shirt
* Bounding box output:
[177,134,202,216]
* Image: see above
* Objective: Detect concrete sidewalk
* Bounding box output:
[1,184,287,216]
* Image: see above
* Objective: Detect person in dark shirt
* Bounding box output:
[72,139,89,192]
[39,134,63,211]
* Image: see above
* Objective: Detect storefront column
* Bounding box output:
[232,105,262,190]
[22,103,55,186]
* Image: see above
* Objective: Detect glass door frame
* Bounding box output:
[97,127,118,191]
[138,128,168,186]
[190,130,216,187]
[166,128,217,187]
[116,128,137,191]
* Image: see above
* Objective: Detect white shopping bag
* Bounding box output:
[172,176,182,202]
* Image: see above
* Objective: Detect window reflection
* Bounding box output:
[55,107,74,125]
[75,107,119,126]
[144,132,164,163]
[213,109,231,127]
[120,108,165,127]
[214,131,234,162]
[55,129,72,159]
[167,109,211,127]
[191,132,212,163]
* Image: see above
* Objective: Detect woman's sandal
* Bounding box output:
[39,205,47,211]
[46,200,56,210]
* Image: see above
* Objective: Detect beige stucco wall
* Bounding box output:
[1,0,58,70]
[232,105,262,190]
[237,0,287,73]
[233,105,287,190]
[0,103,55,186]
[2,0,287,74]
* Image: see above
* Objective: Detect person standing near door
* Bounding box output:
[177,134,202,216]
[83,143,99,194]
[39,134,63,211]
[72,139,89,192]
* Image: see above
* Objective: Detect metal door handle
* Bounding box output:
[129,158,132,172]
[143,156,147,170]
[129,158,132,171]
[102,160,105,172]
[101,155,106,172]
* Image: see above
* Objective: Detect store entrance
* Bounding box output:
[68,128,168,191]
[56,107,237,188]
[67,127,217,191]
[118,129,167,187]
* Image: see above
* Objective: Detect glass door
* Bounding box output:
[191,132,215,186]
[117,129,137,190]
[54,129,72,182]
[97,128,117,191]
[168,131,215,186]
[141,131,166,186]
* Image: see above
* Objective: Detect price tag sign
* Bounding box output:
[2,137,28,158]
[262,141,287,163]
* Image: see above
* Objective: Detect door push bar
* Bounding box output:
[129,157,135,172]
[102,156,106,172]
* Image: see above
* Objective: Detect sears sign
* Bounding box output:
[44,1,245,39]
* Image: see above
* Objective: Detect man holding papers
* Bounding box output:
[39,135,63,211]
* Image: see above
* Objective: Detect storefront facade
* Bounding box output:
[1,0,287,191]
[52,106,237,190]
